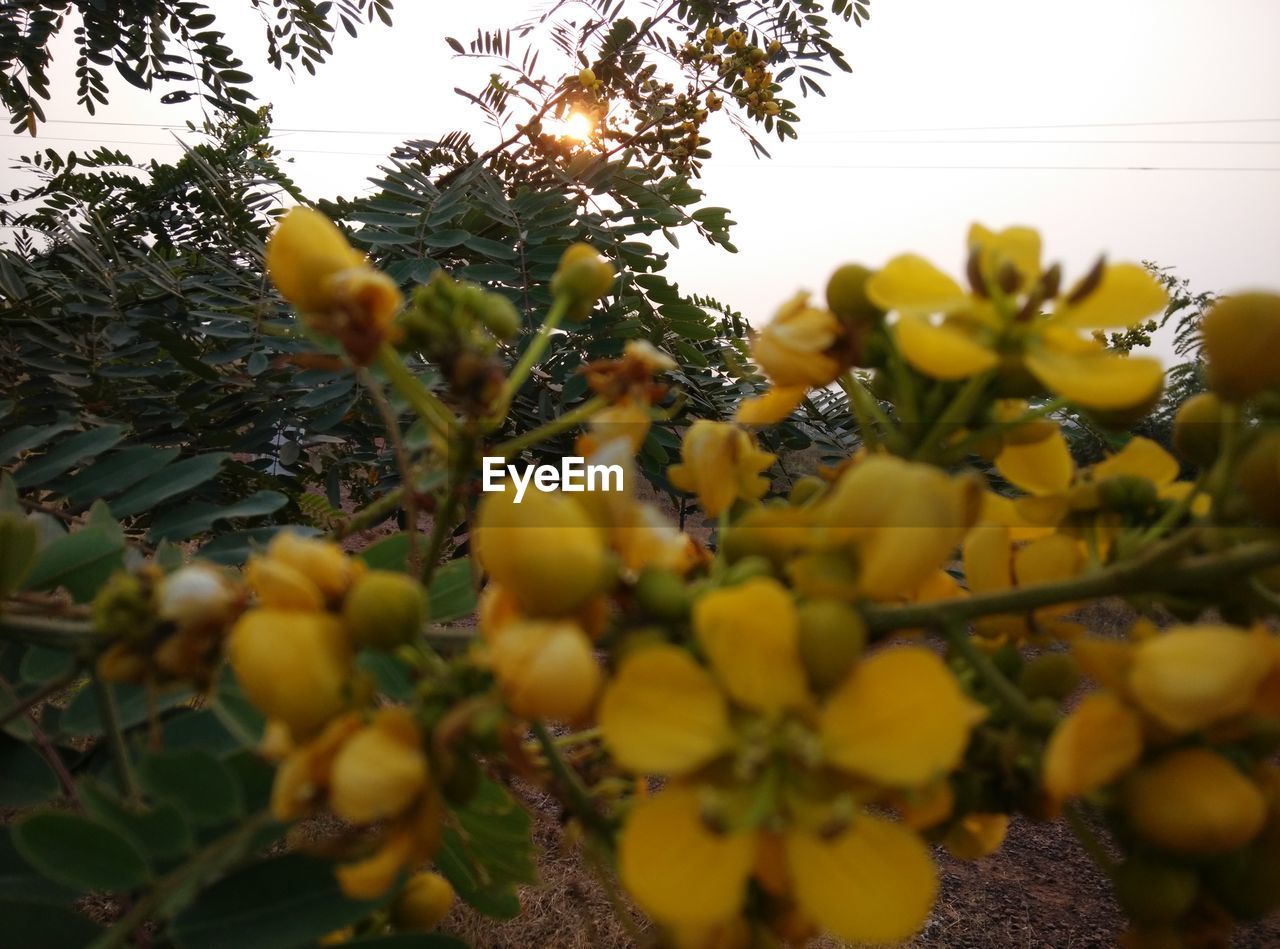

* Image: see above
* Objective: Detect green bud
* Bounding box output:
[0,513,38,597]
[343,570,428,650]
[797,599,866,691]
[1114,858,1198,925]
[1017,652,1080,701]
[634,568,690,622]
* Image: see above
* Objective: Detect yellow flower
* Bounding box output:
[735,293,845,425]
[599,599,984,944]
[329,708,429,824]
[814,454,981,600]
[962,526,1084,642]
[1122,748,1266,855]
[335,788,444,899]
[1042,692,1143,801]
[692,578,810,716]
[473,485,613,616]
[668,420,776,517]
[487,618,601,722]
[228,610,352,740]
[266,207,403,365]
[1127,625,1271,733]
[262,531,363,604]
[866,225,1168,411]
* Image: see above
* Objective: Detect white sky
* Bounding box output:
[4,0,1279,357]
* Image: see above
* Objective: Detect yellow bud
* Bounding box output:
[1201,292,1280,401]
[474,488,613,616]
[228,611,351,739]
[329,709,429,824]
[246,557,325,612]
[343,570,427,650]
[551,243,616,320]
[1171,392,1224,467]
[392,871,455,931]
[266,207,366,313]
[1237,431,1280,524]
[1123,749,1266,855]
[489,619,601,721]
[266,532,361,602]
[578,67,596,86]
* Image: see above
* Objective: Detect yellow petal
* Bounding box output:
[867,254,970,316]
[943,813,1010,860]
[1043,692,1143,800]
[599,646,732,775]
[995,427,1074,495]
[335,830,415,900]
[895,314,998,381]
[266,207,366,312]
[1092,436,1180,487]
[1054,263,1169,330]
[733,385,807,425]
[785,815,938,945]
[1014,533,1083,587]
[693,578,810,715]
[963,525,1026,641]
[669,420,775,517]
[968,223,1041,288]
[619,787,754,927]
[1128,625,1271,733]
[821,647,985,786]
[1025,345,1165,411]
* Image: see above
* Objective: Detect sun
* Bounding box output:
[546,110,594,142]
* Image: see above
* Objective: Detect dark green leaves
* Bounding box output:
[110,453,230,518]
[171,854,386,949]
[138,750,243,827]
[13,812,150,892]
[12,425,126,488]
[427,557,477,623]
[435,775,537,918]
[0,734,60,806]
[23,521,125,602]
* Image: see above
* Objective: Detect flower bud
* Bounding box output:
[1201,292,1280,401]
[392,871,455,931]
[228,611,352,739]
[329,709,429,824]
[1171,392,1224,467]
[157,564,238,629]
[633,568,690,622]
[824,263,883,332]
[473,291,521,340]
[266,532,362,602]
[578,67,597,87]
[1016,652,1080,701]
[1237,431,1280,524]
[489,619,601,721]
[474,487,613,617]
[343,570,427,650]
[796,598,866,691]
[551,243,615,320]
[1123,749,1266,855]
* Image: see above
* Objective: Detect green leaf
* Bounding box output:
[149,490,288,542]
[22,526,125,602]
[18,645,74,684]
[209,667,265,748]
[427,557,476,623]
[420,229,470,248]
[13,426,126,489]
[462,235,518,259]
[109,453,230,518]
[80,778,194,862]
[61,682,193,738]
[435,775,536,919]
[356,651,415,702]
[0,733,60,806]
[0,511,39,596]
[57,446,181,507]
[138,749,243,827]
[0,827,78,903]
[357,532,411,571]
[170,854,386,949]
[13,812,150,892]
[0,420,74,467]
[0,900,102,948]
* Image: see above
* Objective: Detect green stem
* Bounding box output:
[93,675,141,802]
[360,367,421,576]
[840,371,901,453]
[531,721,614,841]
[376,344,456,437]
[912,371,993,463]
[1206,401,1243,519]
[1064,803,1117,876]
[491,294,571,423]
[331,482,407,540]
[493,396,607,458]
[942,622,1043,728]
[0,614,99,655]
[89,811,276,949]
[862,532,1280,636]
[0,668,79,729]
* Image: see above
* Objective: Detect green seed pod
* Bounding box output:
[797,598,867,691]
[343,570,428,650]
[633,568,691,622]
[1017,652,1080,701]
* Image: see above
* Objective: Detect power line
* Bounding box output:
[38,115,1280,136]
